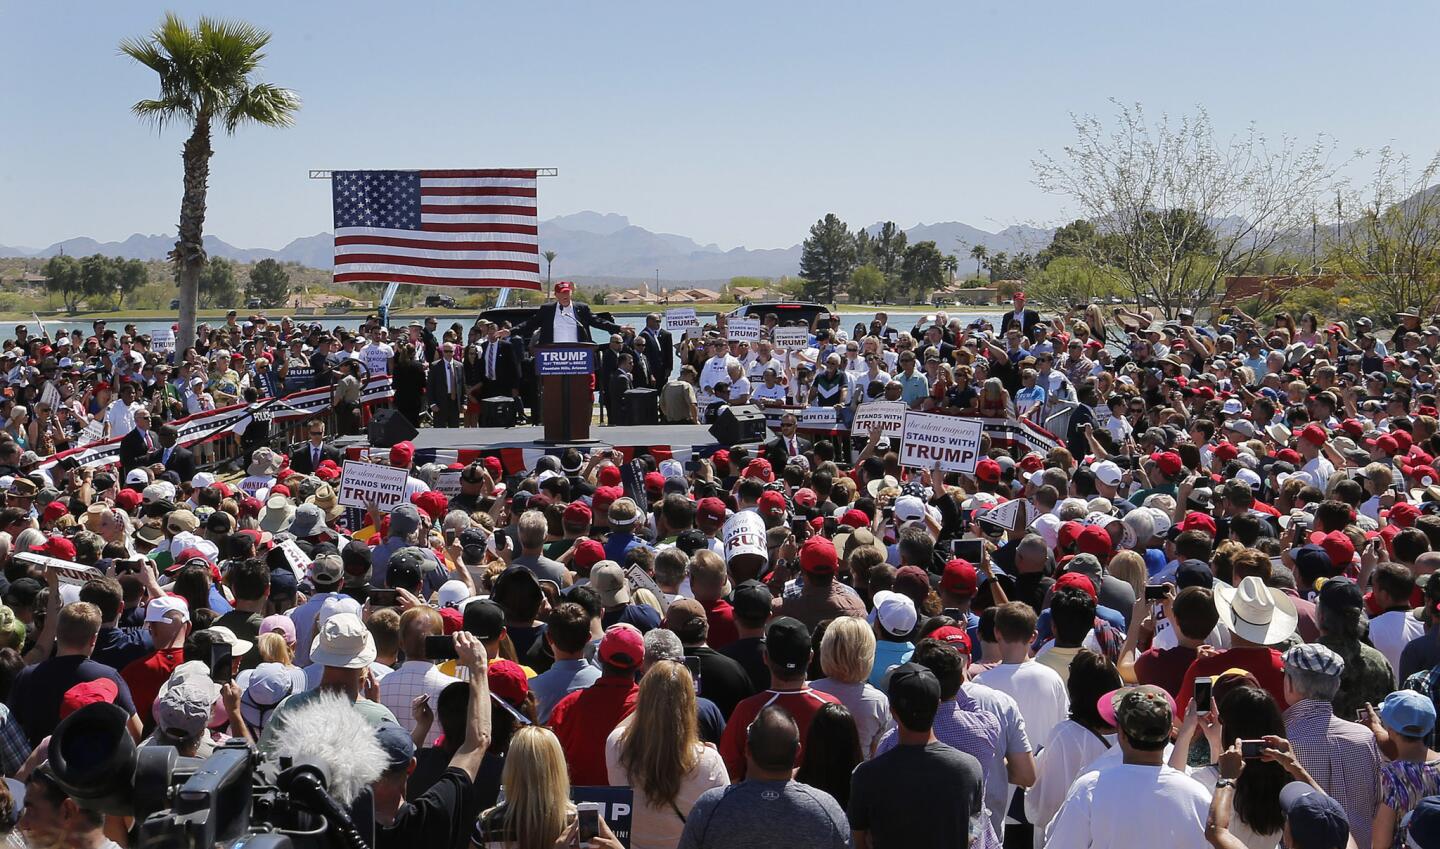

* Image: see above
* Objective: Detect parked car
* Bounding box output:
[247,299,263,309]
[723,302,831,327]
[169,298,180,309]
[425,294,457,308]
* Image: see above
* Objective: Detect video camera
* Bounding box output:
[47,702,373,849]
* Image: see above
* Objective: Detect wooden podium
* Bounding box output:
[535,342,597,444]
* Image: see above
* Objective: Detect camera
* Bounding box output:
[48,702,374,848]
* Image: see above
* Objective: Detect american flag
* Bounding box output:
[332,169,540,289]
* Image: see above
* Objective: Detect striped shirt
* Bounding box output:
[1283,698,1382,849]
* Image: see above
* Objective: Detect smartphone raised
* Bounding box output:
[576,802,602,849]
[368,588,399,608]
[822,517,837,537]
[1194,676,1214,714]
[1144,585,1170,601]
[209,642,234,685]
[1240,739,1267,759]
[683,655,703,694]
[950,538,984,563]
[424,634,459,661]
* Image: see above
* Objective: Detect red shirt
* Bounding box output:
[547,675,638,786]
[121,647,185,727]
[700,598,739,649]
[719,687,839,780]
[1175,646,1288,717]
[1133,646,1198,699]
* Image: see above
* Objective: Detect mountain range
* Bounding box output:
[0,213,1054,284]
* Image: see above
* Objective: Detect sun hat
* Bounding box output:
[258,495,295,534]
[238,662,297,729]
[1213,575,1298,645]
[247,448,281,477]
[309,612,376,669]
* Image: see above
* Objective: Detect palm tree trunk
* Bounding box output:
[174,118,212,351]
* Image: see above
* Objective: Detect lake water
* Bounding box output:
[10,309,1005,341]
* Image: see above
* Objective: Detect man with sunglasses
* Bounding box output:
[290,418,342,475]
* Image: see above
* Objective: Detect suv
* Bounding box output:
[425,294,457,309]
[723,301,831,327]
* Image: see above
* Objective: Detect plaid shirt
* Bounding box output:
[0,705,29,777]
[1283,698,1381,849]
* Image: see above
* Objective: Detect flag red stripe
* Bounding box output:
[333,272,542,289]
[335,255,539,272]
[420,204,537,215]
[420,169,538,179]
[334,235,539,253]
[421,222,538,235]
[420,185,536,197]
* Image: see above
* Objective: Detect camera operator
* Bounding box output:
[373,629,491,849]
[21,765,121,849]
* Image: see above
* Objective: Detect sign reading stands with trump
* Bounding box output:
[899,411,984,474]
[337,460,410,511]
[852,401,907,437]
[726,318,761,342]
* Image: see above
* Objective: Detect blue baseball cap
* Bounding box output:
[373,721,415,770]
[1279,782,1348,849]
[1402,795,1440,849]
[1381,689,1437,738]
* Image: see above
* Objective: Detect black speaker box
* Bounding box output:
[709,404,768,445]
[621,388,659,426]
[481,396,516,428]
[367,408,419,448]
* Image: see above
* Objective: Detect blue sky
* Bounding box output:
[2,1,1438,251]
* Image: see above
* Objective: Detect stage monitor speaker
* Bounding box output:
[367,408,419,448]
[481,396,516,429]
[621,388,659,426]
[709,404,767,445]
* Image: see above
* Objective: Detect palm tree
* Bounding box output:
[120,14,299,350]
[543,250,557,294]
[941,254,959,286]
[968,244,989,278]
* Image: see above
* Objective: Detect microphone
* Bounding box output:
[268,691,385,807]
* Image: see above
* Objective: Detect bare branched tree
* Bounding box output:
[1033,102,1340,317]
[1328,147,1440,317]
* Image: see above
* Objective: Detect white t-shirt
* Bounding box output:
[1025,719,1114,836]
[728,376,753,402]
[1300,456,1335,491]
[1043,763,1211,849]
[105,399,138,438]
[699,355,739,393]
[975,660,1069,754]
[1370,609,1426,683]
[360,342,394,377]
[752,383,787,404]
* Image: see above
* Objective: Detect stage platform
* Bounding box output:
[333,423,722,473]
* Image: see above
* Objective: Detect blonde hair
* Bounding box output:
[497,726,572,849]
[1107,551,1147,599]
[257,632,294,666]
[820,616,876,684]
[618,660,700,807]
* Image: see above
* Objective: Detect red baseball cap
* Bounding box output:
[1212,442,1239,462]
[1394,430,1415,453]
[563,502,592,527]
[644,471,666,494]
[1384,503,1421,528]
[1310,529,1356,567]
[975,458,1002,484]
[41,501,68,524]
[1276,448,1302,465]
[598,624,645,670]
[1019,453,1045,473]
[1149,451,1183,477]
[389,441,416,468]
[572,538,606,571]
[940,559,978,597]
[697,497,727,525]
[410,490,448,521]
[744,458,774,483]
[793,488,817,508]
[592,486,623,512]
[1075,525,1114,558]
[114,488,142,513]
[1340,419,1366,439]
[1296,424,1328,447]
[554,280,574,294]
[711,449,731,468]
[60,679,119,718]
[1057,520,1085,551]
[1177,512,1217,536]
[927,625,972,655]
[482,456,504,478]
[799,536,839,576]
[840,509,871,529]
[597,465,622,487]
[758,491,788,517]
[487,659,530,705]
[1055,571,1098,601]
[38,535,76,560]
[1367,434,1400,455]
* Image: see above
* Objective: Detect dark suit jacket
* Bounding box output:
[639,326,674,383]
[476,338,522,396]
[1000,308,1041,338]
[764,434,813,469]
[119,427,157,472]
[291,442,343,475]
[426,359,466,415]
[513,302,622,345]
[141,444,196,482]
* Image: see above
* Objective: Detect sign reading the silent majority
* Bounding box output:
[726,319,761,342]
[664,308,700,335]
[853,401,907,436]
[899,412,984,473]
[536,344,595,376]
[151,326,175,352]
[435,470,462,499]
[336,460,410,510]
[772,326,810,349]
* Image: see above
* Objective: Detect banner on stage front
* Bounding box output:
[853,401,906,437]
[337,460,410,510]
[665,308,701,336]
[899,412,984,473]
[772,327,809,349]
[726,319,761,342]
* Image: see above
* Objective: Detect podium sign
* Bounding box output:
[537,344,595,376]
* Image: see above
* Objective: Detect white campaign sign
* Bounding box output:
[798,407,841,429]
[435,470,462,499]
[727,319,761,342]
[980,497,1027,533]
[277,539,311,580]
[772,327,810,350]
[336,460,411,510]
[721,510,767,562]
[77,420,105,447]
[152,327,175,352]
[899,411,985,473]
[14,553,100,587]
[852,401,907,436]
[665,308,700,335]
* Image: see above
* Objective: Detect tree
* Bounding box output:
[1025,256,1127,309]
[853,229,874,268]
[1036,219,1109,268]
[941,254,959,286]
[80,255,119,311]
[543,250,556,293]
[44,255,84,313]
[121,14,299,350]
[900,241,946,303]
[798,213,856,303]
[849,265,886,304]
[872,222,907,301]
[1327,147,1440,317]
[969,244,989,278]
[1034,102,1339,317]
[198,257,242,308]
[247,258,291,308]
[115,258,148,309]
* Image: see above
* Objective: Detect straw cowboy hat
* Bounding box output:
[1214,575,1298,646]
[306,483,345,521]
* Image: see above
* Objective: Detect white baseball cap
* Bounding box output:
[204,625,254,657]
[1091,460,1123,488]
[144,595,190,624]
[868,590,918,636]
[437,579,470,609]
[893,496,927,525]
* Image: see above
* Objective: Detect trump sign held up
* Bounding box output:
[899,411,984,473]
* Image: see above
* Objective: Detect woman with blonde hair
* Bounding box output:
[606,660,728,849]
[1107,551,1148,601]
[473,725,580,849]
[810,616,891,757]
[977,377,1013,418]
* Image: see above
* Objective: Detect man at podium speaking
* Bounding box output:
[513,281,623,344]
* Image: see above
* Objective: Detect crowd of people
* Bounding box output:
[4,293,1440,848]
